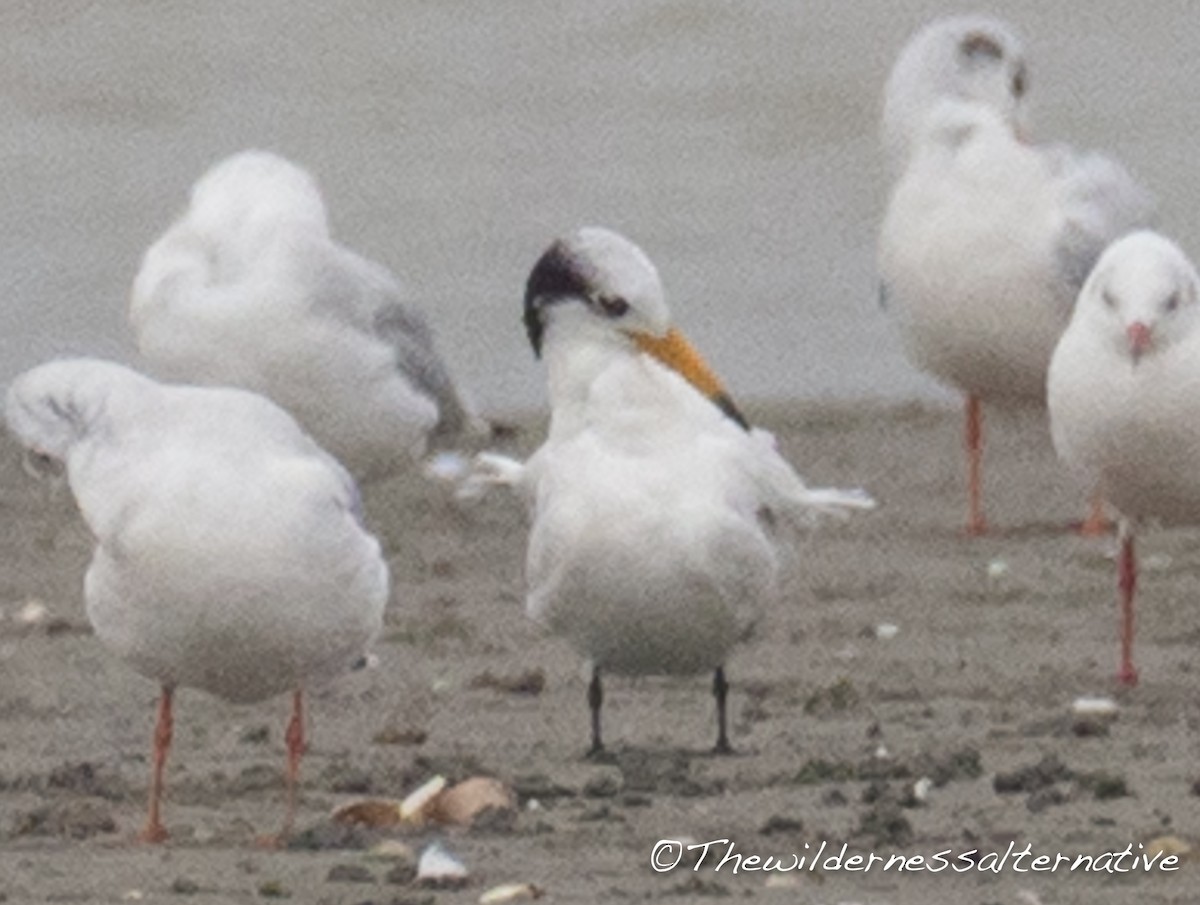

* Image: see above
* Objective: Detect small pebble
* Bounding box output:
[257,880,289,898]
[326,864,375,884]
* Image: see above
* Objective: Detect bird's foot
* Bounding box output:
[137,822,169,845]
[584,745,615,764]
[1116,665,1139,687]
[1077,516,1113,538]
[965,518,988,537]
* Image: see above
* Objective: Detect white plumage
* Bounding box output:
[5,358,388,840]
[474,227,873,752]
[130,149,482,482]
[1048,230,1200,685]
[878,16,1153,533]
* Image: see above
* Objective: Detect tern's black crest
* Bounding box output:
[523,240,593,358]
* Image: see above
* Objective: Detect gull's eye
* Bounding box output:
[1165,293,1181,313]
[1101,290,1117,310]
[1011,65,1027,99]
[596,295,630,318]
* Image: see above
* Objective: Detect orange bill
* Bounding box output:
[632,328,750,430]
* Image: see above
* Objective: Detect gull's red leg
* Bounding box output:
[138,685,174,844]
[1079,489,1112,537]
[282,688,306,838]
[1116,526,1139,686]
[255,687,307,849]
[965,394,987,536]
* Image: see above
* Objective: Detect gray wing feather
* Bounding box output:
[1050,146,1155,295]
[309,244,480,445]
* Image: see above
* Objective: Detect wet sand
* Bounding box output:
[0,401,1195,904]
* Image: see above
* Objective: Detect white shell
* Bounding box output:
[367,839,417,861]
[912,777,934,802]
[400,775,448,822]
[417,841,469,885]
[15,600,50,626]
[1071,696,1119,719]
[479,883,544,903]
[874,623,900,640]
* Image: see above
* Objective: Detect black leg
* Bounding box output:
[713,666,732,754]
[588,667,604,755]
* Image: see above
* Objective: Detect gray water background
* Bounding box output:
[2,1,1197,416]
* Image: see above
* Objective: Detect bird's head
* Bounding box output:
[5,358,146,474]
[184,150,329,256]
[523,227,748,428]
[883,16,1031,167]
[1078,230,1200,365]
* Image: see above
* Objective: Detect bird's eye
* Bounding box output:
[596,295,630,318]
[1165,293,1181,313]
[1011,66,1027,99]
[1101,290,1116,309]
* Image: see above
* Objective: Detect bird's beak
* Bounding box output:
[631,328,749,429]
[1126,321,1152,362]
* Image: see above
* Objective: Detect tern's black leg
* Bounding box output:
[713,666,732,754]
[588,667,604,755]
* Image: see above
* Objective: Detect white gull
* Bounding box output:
[1049,231,1200,686]
[130,149,484,483]
[879,15,1153,534]
[5,358,389,841]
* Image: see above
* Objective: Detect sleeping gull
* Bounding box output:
[5,359,389,841]
[1048,231,1200,686]
[878,15,1153,534]
[130,149,484,483]
[465,227,874,753]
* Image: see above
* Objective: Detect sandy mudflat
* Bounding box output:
[0,401,1195,904]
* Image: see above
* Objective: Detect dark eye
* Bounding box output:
[1101,290,1116,309]
[596,295,630,318]
[1011,65,1027,98]
[1165,293,1181,313]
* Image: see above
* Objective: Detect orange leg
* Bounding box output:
[282,689,307,838]
[964,394,987,536]
[139,685,174,844]
[1079,490,1112,537]
[255,688,307,848]
[1116,527,1139,686]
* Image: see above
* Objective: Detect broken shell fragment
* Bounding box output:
[874,623,899,640]
[16,600,50,626]
[429,777,516,828]
[417,841,469,888]
[1071,696,1119,736]
[330,798,403,828]
[912,777,933,803]
[1071,696,1119,719]
[400,775,449,822]
[479,883,545,903]
[366,839,417,861]
[1145,835,1192,861]
[337,775,517,830]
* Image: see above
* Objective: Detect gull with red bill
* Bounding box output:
[468,227,874,754]
[879,15,1153,536]
[1048,231,1200,685]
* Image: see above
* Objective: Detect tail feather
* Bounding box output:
[795,486,878,518]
